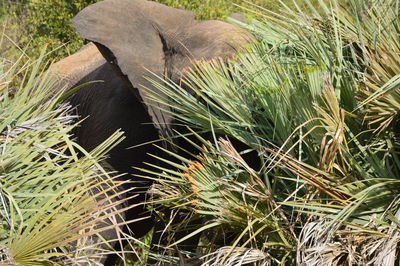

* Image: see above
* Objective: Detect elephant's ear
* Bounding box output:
[72,0,196,140]
[73,0,195,90]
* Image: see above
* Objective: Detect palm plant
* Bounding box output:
[0,45,140,264]
[145,0,400,264]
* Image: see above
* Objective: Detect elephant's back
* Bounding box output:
[49,42,106,89]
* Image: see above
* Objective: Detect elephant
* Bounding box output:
[50,0,254,264]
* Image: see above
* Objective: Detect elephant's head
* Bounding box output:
[72,0,254,140]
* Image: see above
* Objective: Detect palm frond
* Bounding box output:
[144,0,400,264]
[0,47,137,264]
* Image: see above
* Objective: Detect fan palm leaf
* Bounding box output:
[0,46,138,264]
[143,0,400,264]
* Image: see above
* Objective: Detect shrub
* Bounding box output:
[5,0,99,59]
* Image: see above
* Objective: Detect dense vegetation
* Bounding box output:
[146,0,400,264]
[2,0,400,265]
[0,48,134,263]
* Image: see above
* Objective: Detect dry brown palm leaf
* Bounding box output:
[265,147,349,202]
[357,39,400,134]
[200,246,274,266]
[315,81,347,175]
[298,213,400,266]
[298,219,362,266]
